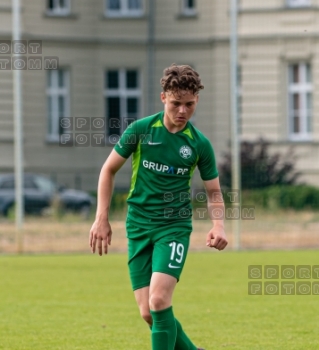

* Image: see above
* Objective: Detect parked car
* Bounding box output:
[0,173,95,217]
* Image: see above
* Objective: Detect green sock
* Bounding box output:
[150,306,177,350]
[174,318,197,350]
[148,315,197,350]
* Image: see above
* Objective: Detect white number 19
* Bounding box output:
[169,242,184,263]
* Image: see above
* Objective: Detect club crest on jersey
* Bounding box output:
[179,145,192,159]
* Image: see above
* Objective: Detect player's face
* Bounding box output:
[161,90,199,130]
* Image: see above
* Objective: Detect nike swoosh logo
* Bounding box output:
[148,142,162,145]
[168,263,181,269]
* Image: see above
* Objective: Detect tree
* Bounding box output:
[219,138,301,189]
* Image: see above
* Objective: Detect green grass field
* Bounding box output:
[1,251,318,350]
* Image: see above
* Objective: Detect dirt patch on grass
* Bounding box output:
[0,210,318,254]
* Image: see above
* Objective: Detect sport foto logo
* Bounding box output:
[0,40,59,70]
[248,265,319,295]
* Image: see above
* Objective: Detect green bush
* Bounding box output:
[219,138,300,189]
[242,185,319,211]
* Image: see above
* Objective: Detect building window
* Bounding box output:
[286,0,311,8]
[105,69,140,137]
[47,0,71,15]
[46,69,70,142]
[288,63,312,141]
[106,0,143,17]
[182,0,196,15]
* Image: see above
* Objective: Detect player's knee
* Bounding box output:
[149,294,167,311]
[140,310,152,326]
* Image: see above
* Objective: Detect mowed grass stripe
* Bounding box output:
[0,251,318,350]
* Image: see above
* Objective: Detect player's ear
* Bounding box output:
[160,92,166,104]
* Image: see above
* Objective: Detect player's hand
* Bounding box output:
[206,226,228,251]
[89,219,112,256]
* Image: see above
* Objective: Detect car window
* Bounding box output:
[33,176,56,193]
[24,178,38,189]
[0,177,48,190]
[0,179,15,189]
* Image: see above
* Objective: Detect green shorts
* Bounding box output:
[126,221,192,291]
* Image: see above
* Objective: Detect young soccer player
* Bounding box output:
[89,64,228,350]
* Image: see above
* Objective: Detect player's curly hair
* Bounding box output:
[160,64,204,95]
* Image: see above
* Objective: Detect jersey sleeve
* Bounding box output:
[197,137,219,181]
[114,121,139,158]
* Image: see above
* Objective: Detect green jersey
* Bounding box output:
[114,111,218,228]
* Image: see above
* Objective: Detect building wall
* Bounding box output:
[24,0,149,42]
[155,0,214,41]
[238,2,319,185]
[1,0,319,190]
[22,41,150,189]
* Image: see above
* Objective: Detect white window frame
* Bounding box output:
[286,0,311,8]
[104,69,141,138]
[105,0,144,18]
[287,63,312,141]
[46,69,70,142]
[182,0,197,16]
[46,0,71,16]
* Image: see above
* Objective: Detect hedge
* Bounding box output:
[241,185,319,211]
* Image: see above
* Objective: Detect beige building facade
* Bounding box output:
[0,0,319,190]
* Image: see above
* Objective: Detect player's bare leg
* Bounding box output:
[134,286,152,327]
[149,272,177,350]
[149,272,177,311]
[133,273,176,326]
[134,275,203,350]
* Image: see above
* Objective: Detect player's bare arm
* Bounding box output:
[203,177,228,251]
[89,150,127,256]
